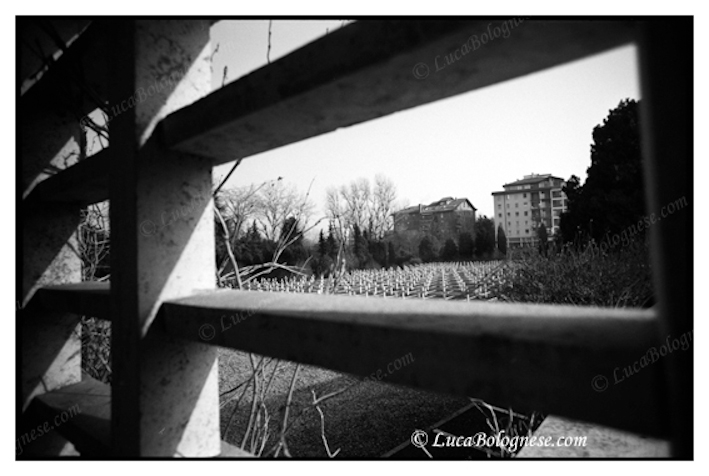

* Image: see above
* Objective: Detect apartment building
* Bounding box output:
[492,174,568,247]
[392,197,476,242]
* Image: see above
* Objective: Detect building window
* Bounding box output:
[515,203,518,208]
[515,212,519,216]
[498,213,502,218]
[524,211,528,216]
[523,193,527,198]
[525,229,529,234]
[507,212,510,216]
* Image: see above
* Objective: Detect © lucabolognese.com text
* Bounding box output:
[432,430,587,453]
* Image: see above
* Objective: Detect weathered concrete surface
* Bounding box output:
[162,20,637,165]
[517,415,670,458]
[109,19,220,457]
[21,54,83,460]
[163,289,667,437]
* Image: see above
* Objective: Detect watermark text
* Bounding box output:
[17,404,81,456]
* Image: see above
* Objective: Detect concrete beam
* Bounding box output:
[108,19,220,457]
[638,19,693,458]
[162,289,669,438]
[160,19,637,164]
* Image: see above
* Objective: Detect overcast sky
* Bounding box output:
[210,19,641,232]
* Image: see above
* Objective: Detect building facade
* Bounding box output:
[392,197,476,243]
[492,174,568,247]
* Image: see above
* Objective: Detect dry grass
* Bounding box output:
[218,348,471,458]
[499,240,654,307]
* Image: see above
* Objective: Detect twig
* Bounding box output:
[274,363,300,458]
[215,206,243,289]
[270,379,358,450]
[240,354,263,450]
[223,356,266,431]
[222,65,228,87]
[311,390,341,458]
[213,158,243,197]
[267,20,272,64]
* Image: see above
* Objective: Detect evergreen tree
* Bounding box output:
[247,220,260,242]
[497,225,507,255]
[326,222,338,259]
[561,99,644,244]
[458,232,474,260]
[279,217,306,265]
[474,216,495,258]
[440,238,459,261]
[419,236,438,262]
[317,229,326,256]
[537,222,549,257]
[353,223,364,258]
[387,241,396,267]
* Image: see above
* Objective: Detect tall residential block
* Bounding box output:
[492,174,568,247]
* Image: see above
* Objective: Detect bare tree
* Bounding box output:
[257,181,315,241]
[325,186,347,242]
[369,174,397,239]
[325,175,398,240]
[215,184,262,240]
[341,177,371,231]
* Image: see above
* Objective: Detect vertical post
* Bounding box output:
[20,93,83,454]
[637,19,693,458]
[110,20,219,456]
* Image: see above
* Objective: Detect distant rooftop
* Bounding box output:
[393,197,476,215]
[503,173,564,188]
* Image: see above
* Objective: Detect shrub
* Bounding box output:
[440,238,459,261]
[81,316,111,384]
[495,238,653,307]
[418,235,440,262]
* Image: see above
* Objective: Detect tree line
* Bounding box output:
[215,174,501,279]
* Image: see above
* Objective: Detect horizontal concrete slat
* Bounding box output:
[516,415,671,458]
[27,148,111,205]
[25,376,112,457]
[32,282,111,319]
[161,289,669,437]
[160,19,637,164]
[21,20,110,119]
[219,441,254,458]
[24,375,256,457]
